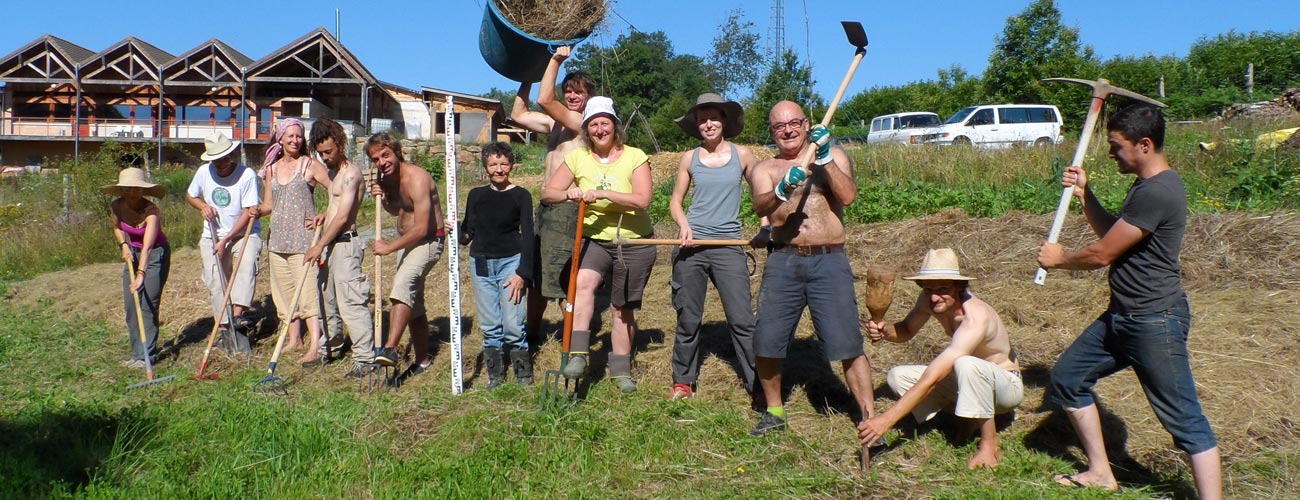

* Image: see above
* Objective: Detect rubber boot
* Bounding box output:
[510,349,534,386]
[609,353,636,393]
[562,330,590,380]
[483,347,507,389]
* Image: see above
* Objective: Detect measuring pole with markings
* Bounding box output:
[444,96,464,395]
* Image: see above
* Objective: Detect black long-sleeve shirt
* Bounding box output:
[458,185,535,282]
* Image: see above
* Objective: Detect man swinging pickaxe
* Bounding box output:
[1033,78,1165,285]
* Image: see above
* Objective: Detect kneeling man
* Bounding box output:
[857,248,1023,469]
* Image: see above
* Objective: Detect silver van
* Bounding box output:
[921,104,1063,149]
[867,112,941,145]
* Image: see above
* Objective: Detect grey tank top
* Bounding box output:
[269,159,315,253]
[685,143,743,239]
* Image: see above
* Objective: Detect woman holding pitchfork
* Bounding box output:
[105,157,171,369]
[541,96,656,393]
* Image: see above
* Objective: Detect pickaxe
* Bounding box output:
[1033,78,1165,285]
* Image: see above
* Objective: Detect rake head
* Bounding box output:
[254,374,288,396]
[127,374,177,390]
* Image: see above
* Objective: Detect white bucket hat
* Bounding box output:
[101,167,165,198]
[200,132,241,161]
[581,96,619,127]
[905,248,975,281]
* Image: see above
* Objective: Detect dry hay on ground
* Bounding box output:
[495,0,606,41]
[8,209,1298,478]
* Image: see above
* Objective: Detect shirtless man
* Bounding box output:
[857,248,1023,469]
[366,133,446,374]
[746,100,875,437]
[509,45,595,347]
[304,118,376,375]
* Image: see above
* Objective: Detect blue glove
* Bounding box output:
[810,124,833,166]
[775,165,807,201]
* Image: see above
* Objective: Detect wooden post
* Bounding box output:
[1159,76,1165,99]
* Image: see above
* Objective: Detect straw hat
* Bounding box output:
[101,167,165,198]
[674,93,744,139]
[582,96,619,126]
[905,248,975,281]
[200,132,240,161]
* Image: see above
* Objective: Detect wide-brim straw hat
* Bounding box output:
[200,132,240,161]
[674,93,744,139]
[101,167,164,198]
[905,248,975,281]
[582,96,619,127]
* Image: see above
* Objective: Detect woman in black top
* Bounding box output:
[458,142,535,388]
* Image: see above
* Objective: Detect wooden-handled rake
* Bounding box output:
[125,254,176,390]
[254,225,324,396]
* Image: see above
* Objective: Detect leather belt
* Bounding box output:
[333,230,359,243]
[769,243,846,256]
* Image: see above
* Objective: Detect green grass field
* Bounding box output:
[1,119,1298,498]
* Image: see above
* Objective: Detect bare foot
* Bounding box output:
[1053,472,1118,492]
[298,353,320,365]
[283,340,302,352]
[967,448,1003,469]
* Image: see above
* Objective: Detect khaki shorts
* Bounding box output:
[389,237,444,317]
[268,252,320,321]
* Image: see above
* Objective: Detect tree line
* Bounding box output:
[485,0,1300,151]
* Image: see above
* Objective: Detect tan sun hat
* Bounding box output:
[200,132,240,161]
[101,167,165,198]
[674,93,745,139]
[904,248,975,281]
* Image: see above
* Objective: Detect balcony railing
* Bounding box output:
[5,119,75,137]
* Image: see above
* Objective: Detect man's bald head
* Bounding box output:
[768,100,806,124]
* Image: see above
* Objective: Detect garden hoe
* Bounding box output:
[125,255,176,390]
[255,226,323,396]
[815,19,873,473]
[194,217,257,380]
[541,200,586,410]
[785,21,868,184]
[1034,77,1165,285]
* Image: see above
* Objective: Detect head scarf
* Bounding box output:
[260,118,305,179]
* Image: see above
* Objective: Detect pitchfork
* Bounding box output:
[541,200,586,410]
[254,225,323,396]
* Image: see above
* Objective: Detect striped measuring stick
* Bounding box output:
[444,95,464,395]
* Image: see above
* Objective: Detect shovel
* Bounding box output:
[124,253,176,390]
[254,225,323,396]
[541,199,586,410]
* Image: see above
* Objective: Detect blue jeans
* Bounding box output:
[471,254,528,351]
[1048,296,1217,454]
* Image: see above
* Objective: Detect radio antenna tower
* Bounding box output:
[768,0,785,61]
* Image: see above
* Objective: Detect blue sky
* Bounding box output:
[2,0,1295,101]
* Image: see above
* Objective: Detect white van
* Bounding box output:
[867,112,941,145]
[922,104,1063,149]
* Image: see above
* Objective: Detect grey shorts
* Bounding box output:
[390,237,444,317]
[754,251,864,361]
[578,239,657,309]
[533,201,579,299]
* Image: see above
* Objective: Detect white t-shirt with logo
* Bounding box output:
[187,163,262,239]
